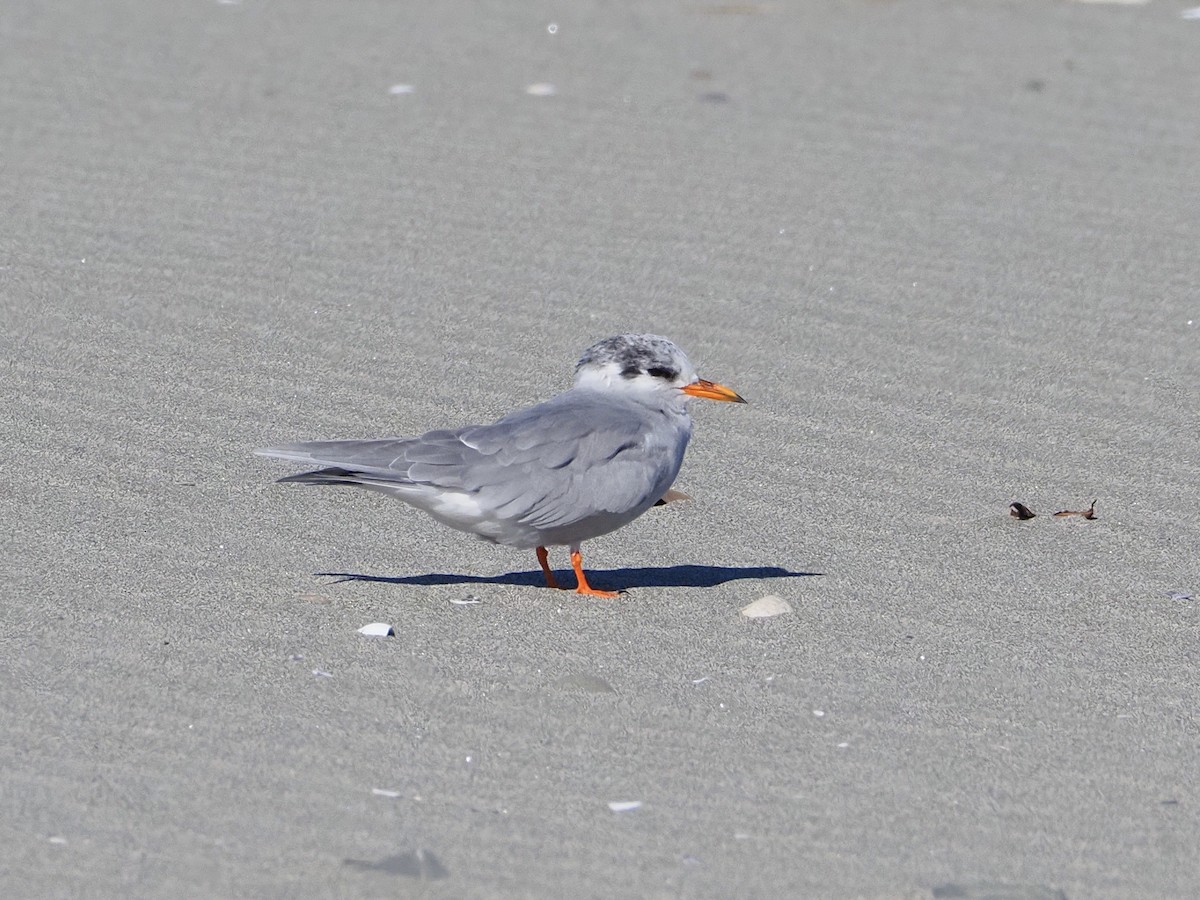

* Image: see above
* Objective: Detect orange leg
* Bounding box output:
[570,548,620,598]
[535,546,561,589]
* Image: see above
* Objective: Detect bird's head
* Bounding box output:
[573,334,747,408]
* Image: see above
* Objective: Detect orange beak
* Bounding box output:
[681,378,748,403]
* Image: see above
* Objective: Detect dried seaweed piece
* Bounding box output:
[1009,502,1037,520]
[1053,500,1097,519]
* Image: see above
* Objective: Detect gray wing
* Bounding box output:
[457,392,686,529]
[255,430,478,487]
[257,390,686,529]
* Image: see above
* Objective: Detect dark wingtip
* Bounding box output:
[276,467,360,486]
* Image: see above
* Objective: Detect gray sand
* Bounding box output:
[3,1,1200,897]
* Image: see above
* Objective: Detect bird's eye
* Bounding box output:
[646,366,678,381]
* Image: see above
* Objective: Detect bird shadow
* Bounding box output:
[315,564,819,591]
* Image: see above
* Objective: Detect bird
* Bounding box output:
[257,334,746,597]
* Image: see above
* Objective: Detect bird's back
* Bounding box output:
[257,387,692,548]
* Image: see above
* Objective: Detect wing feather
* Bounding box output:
[257,388,690,533]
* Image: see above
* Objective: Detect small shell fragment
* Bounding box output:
[740,595,792,618]
[449,596,483,606]
[654,488,692,506]
[608,800,642,812]
[359,623,395,637]
[372,788,402,798]
[525,82,557,96]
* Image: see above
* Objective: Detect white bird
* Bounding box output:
[257,334,746,597]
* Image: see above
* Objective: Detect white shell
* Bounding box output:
[740,595,792,618]
[607,800,642,812]
[359,623,395,637]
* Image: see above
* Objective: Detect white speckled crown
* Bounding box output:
[575,334,695,384]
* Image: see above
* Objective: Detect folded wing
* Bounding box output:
[256,390,687,532]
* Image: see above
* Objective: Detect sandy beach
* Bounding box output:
[3,1,1199,897]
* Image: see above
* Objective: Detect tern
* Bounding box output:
[258,334,746,597]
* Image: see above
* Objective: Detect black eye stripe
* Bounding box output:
[618,363,679,380]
